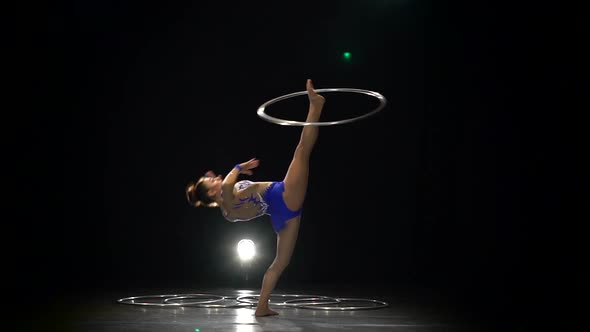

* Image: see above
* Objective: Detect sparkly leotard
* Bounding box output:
[225,180,269,221]
[224,180,302,233]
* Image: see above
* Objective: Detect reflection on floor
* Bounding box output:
[25,286,500,332]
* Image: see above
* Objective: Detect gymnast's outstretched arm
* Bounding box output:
[220,158,259,208]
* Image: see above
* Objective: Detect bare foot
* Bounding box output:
[307,79,325,108]
[255,307,279,317]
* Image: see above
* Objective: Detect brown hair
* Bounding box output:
[185,178,219,208]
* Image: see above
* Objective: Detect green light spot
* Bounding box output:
[195,329,200,332]
[342,52,352,62]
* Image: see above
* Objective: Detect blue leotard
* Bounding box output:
[225,180,301,233]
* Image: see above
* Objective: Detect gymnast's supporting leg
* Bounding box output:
[255,79,325,317]
[255,216,300,317]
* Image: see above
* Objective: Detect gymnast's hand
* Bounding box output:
[237,158,259,175]
[307,79,325,108]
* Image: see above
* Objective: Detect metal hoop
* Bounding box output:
[163,295,253,308]
[257,88,387,126]
[236,294,340,307]
[290,297,389,311]
[117,294,225,307]
[116,293,389,310]
[279,297,342,307]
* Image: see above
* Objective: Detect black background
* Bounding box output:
[11,1,585,330]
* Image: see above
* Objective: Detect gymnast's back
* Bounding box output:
[221,180,274,222]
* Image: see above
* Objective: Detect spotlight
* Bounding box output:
[237,239,255,262]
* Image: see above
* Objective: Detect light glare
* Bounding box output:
[237,239,255,261]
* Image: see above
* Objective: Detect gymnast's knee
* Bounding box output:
[268,259,290,274]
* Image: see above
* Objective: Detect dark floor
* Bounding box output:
[20,284,521,332]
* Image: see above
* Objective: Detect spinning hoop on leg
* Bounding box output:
[257,88,387,126]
